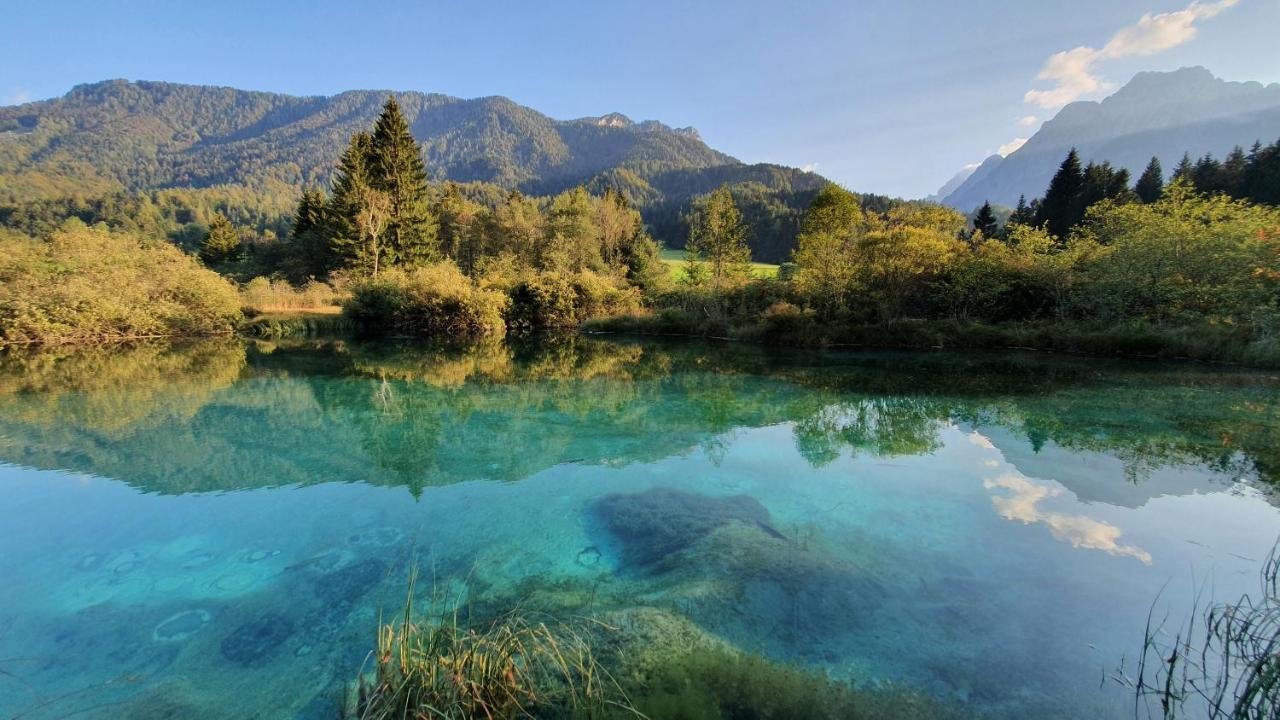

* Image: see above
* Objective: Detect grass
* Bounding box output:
[658,247,779,282]
[351,571,637,720]
[238,309,356,338]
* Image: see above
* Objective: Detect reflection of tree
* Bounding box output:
[0,337,1275,497]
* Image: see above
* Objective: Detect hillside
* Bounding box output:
[942,67,1280,210]
[0,79,828,258]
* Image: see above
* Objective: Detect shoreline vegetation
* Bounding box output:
[1,99,1277,368]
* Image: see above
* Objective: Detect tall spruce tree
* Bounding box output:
[972,201,998,239]
[1135,157,1164,203]
[328,131,377,272]
[1036,148,1085,238]
[199,213,241,265]
[1006,195,1034,230]
[369,96,438,266]
[1172,153,1194,182]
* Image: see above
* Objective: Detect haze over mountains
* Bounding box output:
[0,79,825,241]
[940,67,1280,211]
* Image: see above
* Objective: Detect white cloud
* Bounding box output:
[998,137,1028,156]
[1016,115,1040,128]
[801,162,820,173]
[2,89,31,106]
[1024,0,1237,109]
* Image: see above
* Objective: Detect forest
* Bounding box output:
[1,95,1278,365]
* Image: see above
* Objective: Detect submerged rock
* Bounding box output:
[590,487,786,568]
[153,609,211,642]
[314,558,388,603]
[220,612,295,667]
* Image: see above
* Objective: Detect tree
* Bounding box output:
[972,201,998,239]
[369,96,438,266]
[199,213,241,265]
[686,185,751,291]
[353,186,392,278]
[1172,153,1194,182]
[286,187,334,279]
[792,184,865,314]
[1006,195,1035,231]
[1036,148,1085,238]
[328,131,378,272]
[1135,157,1164,203]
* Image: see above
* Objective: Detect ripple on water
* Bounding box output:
[153,609,211,642]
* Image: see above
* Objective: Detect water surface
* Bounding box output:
[0,336,1277,718]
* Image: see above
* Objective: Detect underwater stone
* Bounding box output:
[314,558,388,603]
[590,487,784,568]
[75,552,104,571]
[220,612,295,667]
[576,545,602,567]
[345,526,404,547]
[153,609,211,642]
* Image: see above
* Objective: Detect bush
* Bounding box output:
[344,263,508,338]
[239,276,342,313]
[507,270,643,333]
[0,221,241,344]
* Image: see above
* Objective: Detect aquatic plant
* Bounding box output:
[352,573,637,719]
[1123,543,1279,719]
[622,643,961,720]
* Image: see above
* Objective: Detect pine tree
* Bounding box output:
[1222,145,1247,197]
[972,201,998,239]
[1035,148,1085,238]
[328,131,377,272]
[369,96,438,266]
[1006,194,1034,231]
[287,187,334,279]
[1135,157,1164,203]
[1172,153,1194,182]
[199,213,241,265]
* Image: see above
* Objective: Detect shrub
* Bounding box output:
[239,276,342,313]
[0,221,241,344]
[344,262,508,338]
[507,270,643,333]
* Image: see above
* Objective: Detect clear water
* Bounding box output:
[0,336,1277,719]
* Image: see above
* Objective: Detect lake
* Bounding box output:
[0,336,1277,719]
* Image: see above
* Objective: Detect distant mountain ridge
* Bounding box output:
[941,67,1280,210]
[0,79,825,236]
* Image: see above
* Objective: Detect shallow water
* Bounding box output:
[0,336,1277,718]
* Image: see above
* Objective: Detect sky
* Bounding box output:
[2,0,1277,198]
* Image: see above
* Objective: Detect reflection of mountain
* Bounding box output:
[976,426,1232,509]
[0,338,1275,498]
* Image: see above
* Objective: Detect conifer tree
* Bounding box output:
[1135,157,1164,203]
[1006,194,1034,231]
[972,201,998,239]
[1172,153,1194,182]
[1036,148,1085,238]
[369,96,438,266]
[328,131,378,272]
[198,213,241,265]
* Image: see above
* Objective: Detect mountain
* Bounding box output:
[0,79,827,257]
[926,162,979,203]
[942,67,1280,210]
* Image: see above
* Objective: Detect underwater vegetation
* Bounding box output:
[349,575,636,720]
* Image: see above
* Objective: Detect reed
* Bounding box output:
[353,570,637,720]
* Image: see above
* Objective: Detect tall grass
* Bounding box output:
[353,572,637,720]
[1121,543,1279,719]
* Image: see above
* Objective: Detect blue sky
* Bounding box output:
[2,0,1276,198]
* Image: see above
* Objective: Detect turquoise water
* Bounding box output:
[0,336,1277,718]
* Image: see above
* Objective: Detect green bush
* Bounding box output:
[344,263,508,338]
[0,221,242,344]
[507,270,643,333]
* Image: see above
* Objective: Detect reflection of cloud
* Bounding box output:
[985,473,1152,564]
[1024,0,1237,109]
